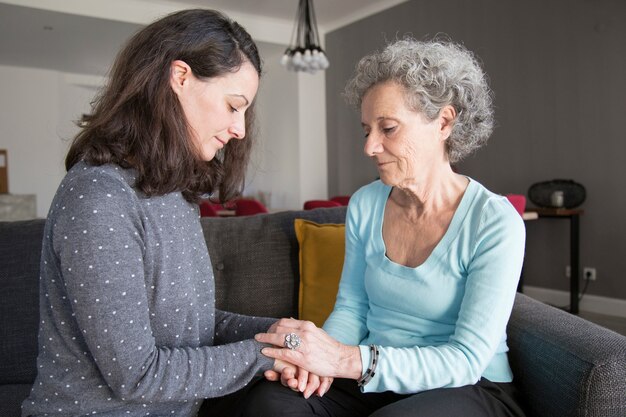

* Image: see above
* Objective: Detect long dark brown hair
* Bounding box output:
[66,9,262,203]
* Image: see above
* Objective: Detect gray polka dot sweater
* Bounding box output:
[22,162,275,417]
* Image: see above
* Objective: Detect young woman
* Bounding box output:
[23,9,291,417]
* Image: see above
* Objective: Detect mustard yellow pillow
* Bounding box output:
[294,219,345,327]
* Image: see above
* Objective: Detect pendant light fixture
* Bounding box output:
[281,0,329,74]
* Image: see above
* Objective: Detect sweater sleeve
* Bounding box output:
[361,198,526,393]
[52,173,273,403]
[214,309,276,344]
[322,192,370,345]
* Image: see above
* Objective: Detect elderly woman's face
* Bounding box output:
[361,81,447,188]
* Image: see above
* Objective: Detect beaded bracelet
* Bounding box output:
[357,344,379,387]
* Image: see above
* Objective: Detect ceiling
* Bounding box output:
[0,3,142,76]
[0,0,408,76]
[161,0,409,31]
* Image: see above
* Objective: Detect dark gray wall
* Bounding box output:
[325,0,626,300]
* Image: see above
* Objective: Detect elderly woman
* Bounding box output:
[245,38,526,417]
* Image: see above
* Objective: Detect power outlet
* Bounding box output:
[583,267,597,281]
[565,265,571,278]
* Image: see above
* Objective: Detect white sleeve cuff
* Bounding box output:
[358,345,371,379]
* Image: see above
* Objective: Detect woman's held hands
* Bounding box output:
[256,318,362,380]
[265,362,333,398]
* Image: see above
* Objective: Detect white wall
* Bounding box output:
[246,43,329,210]
[0,65,97,218]
[245,43,301,210]
[297,70,328,204]
[0,44,325,216]
[0,3,330,215]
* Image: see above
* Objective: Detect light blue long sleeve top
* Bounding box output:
[323,179,525,394]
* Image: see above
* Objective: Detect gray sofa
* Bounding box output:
[1,207,625,417]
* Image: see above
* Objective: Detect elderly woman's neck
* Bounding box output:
[391,168,468,216]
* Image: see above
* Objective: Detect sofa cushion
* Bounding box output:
[200,207,347,320]
[0,219,44,386]
[507,293,626,417]
[295,219,344,327]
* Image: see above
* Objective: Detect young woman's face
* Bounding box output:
[360,81,448,188]
[172,60,259,161]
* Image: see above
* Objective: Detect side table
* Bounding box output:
[528,208,584,314]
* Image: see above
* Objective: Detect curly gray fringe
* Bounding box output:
[344,37,494,163]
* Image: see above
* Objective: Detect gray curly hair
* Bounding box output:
[344,37,494,163]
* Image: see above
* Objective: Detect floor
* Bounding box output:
[578,310,626,336]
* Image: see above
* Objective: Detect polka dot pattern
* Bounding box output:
[22,162,274,416]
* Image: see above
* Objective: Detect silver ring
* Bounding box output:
[284,332,301,350]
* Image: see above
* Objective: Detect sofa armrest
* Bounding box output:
[507,293,626,417]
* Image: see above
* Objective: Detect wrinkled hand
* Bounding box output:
[256,318,361,380]
[266,325,333,398]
